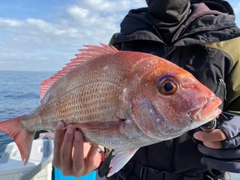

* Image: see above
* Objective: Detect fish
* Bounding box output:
[0,43,222,176]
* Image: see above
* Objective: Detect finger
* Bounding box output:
[198,144,240,159]
[85,143,102,173]
[60,126,75,175]
[72,130,85,176]
[222,136,240,149]
[53,121,65,168]
[201,157,240,173]
[194,129,226,142]
[87,143,99,160]
[202,141,222,149]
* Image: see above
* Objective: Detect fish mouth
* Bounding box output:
[189,97,222,122]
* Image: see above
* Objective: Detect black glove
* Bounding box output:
[199,113,240,173]
[199,144,240,173]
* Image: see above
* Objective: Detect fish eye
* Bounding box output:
[158,78,178,95]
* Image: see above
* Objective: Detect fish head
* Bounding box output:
[127,54,222,140]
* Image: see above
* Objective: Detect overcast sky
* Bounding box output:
[0,0,239,72]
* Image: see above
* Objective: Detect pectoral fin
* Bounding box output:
[108,148,139,177]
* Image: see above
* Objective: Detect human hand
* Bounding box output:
[52,121,102,177]
[194,129,226,149]
[193,113,240,173]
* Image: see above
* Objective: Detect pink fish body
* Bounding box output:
[0,44,222,176]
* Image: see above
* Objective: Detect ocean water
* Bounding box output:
[0,71,54,152]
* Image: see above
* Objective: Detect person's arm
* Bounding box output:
[223,40,240,115]
[194,37,240,173]
[52,122,103,177]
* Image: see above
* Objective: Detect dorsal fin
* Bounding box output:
[40,43,118,100]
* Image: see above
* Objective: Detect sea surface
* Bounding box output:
[0,71,54,152]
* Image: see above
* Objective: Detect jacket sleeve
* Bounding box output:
[206,36,240,115]
[222,37,240,115]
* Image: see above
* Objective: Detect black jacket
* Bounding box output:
[101,0,240,179]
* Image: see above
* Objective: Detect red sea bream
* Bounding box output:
[0,44,222,176]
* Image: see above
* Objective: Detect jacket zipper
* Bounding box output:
[215,79,227,100]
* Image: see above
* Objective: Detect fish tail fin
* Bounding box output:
[0,115,35,164]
